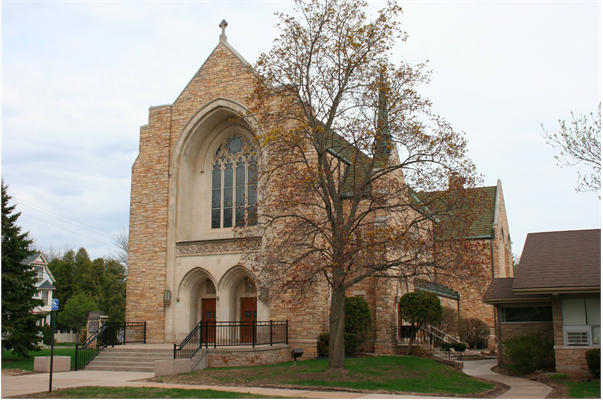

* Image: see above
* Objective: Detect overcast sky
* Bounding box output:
[2,1,600,262]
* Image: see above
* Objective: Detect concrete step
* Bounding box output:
[89,358,169,363]
[85,365,155,372]
[88,360,156,367]
[84,346,174,372]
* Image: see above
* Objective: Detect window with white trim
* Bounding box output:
[211,134,257,229]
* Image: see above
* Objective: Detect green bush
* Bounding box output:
[42,324,52,346]
[317,332,359,357]
[502,334,555,374]
[586,348,600,378]
[440,342,467,352]
[344,297,372,343]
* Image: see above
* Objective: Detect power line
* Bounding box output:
[22,213,115,247]
[13,197,117,239]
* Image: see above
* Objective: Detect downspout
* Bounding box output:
[495,304,502,366]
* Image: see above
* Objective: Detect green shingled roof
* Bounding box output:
[414,186,498,239]
[415,279,460,300]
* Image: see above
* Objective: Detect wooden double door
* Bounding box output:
[201,297,257,344]
[201,299,217,343]
[240,297,257,344]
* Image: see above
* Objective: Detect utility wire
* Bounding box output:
[22,213,115,247]
[14,197,116,240]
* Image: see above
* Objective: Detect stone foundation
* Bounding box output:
[207,345,291,368]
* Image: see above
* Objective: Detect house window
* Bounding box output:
[561,296,600,346]
[500,306,553,323]
[211,134,257,229]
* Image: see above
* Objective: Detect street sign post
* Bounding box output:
[49,299,58,392]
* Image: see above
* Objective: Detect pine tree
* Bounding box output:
[1,179,44,357]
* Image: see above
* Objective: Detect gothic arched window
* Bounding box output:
[211,134,257,229]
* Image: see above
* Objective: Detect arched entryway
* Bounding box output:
[177,267,218,337]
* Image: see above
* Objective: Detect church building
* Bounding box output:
[126,22,514,363]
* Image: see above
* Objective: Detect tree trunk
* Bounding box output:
[405,325,416,356]
[328,284,346,370]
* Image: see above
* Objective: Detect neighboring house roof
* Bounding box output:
[21,252,47,266]
[483,278,550,303]
[415,279,460,300]
[414,185,498,239]
[512,229,601,293]
[38,280,56,290]
[21,252,56,283]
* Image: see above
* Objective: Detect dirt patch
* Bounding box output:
[2,369,36,376]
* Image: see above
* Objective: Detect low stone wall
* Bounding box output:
[207,345,290,368]
[555,346,596,378]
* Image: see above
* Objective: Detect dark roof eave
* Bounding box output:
[512,286,601,294]
[483,295,551,304]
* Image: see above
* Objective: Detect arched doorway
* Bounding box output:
[176,267,217,338]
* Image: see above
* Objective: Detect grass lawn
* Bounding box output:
[156,356,497,396]
[2,348,77,371]
[567,381,601,398]
[10,387,285,399]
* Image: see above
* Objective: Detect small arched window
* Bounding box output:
[211,134,257,229]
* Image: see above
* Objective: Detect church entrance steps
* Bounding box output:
[85,347,173,373]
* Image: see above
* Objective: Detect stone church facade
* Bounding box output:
[126,24,513,358]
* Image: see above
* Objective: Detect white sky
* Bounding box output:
[1,1,600,261]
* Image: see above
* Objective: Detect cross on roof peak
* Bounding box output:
[219,19,228,42]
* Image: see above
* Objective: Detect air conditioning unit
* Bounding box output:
[563,326,592,346]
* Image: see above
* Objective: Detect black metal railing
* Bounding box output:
[399,324,465,360]
[75,321,147,370]
[174,320,288,359]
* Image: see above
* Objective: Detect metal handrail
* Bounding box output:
[75,321,147,370]
[421,325,462,344]
[174,320,203,360]
[81,322,109,349]
[174,320,289,359]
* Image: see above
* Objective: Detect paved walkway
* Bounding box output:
[462,359,552,399]
[1,359,552,399]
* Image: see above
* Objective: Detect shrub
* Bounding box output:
[440,342,467,352]
[502,334,555,374]
[344,297,372,343]
[459,318,490,349]
[586,348,600,378]
[42,324,53,345]
[317,332,359,357]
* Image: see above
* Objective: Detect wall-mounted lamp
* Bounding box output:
[164,290,171,305]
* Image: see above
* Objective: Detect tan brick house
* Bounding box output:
[126,25,514,362]
[484,229,601,377]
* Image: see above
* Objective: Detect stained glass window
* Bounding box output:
[211,134,258,229]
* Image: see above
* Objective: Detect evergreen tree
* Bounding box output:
[1,179,44,357]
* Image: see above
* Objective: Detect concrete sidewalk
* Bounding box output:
[1,359,552,399]
[462,359,552,399]
[1,371,432,399]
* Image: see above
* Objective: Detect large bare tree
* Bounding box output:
[241,0,486,370]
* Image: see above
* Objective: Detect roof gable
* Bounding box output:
[415,185,498,238]
[173,38,252,106]
[38,280,56,290]
[21,252,47,267]
[513,229,601,292]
